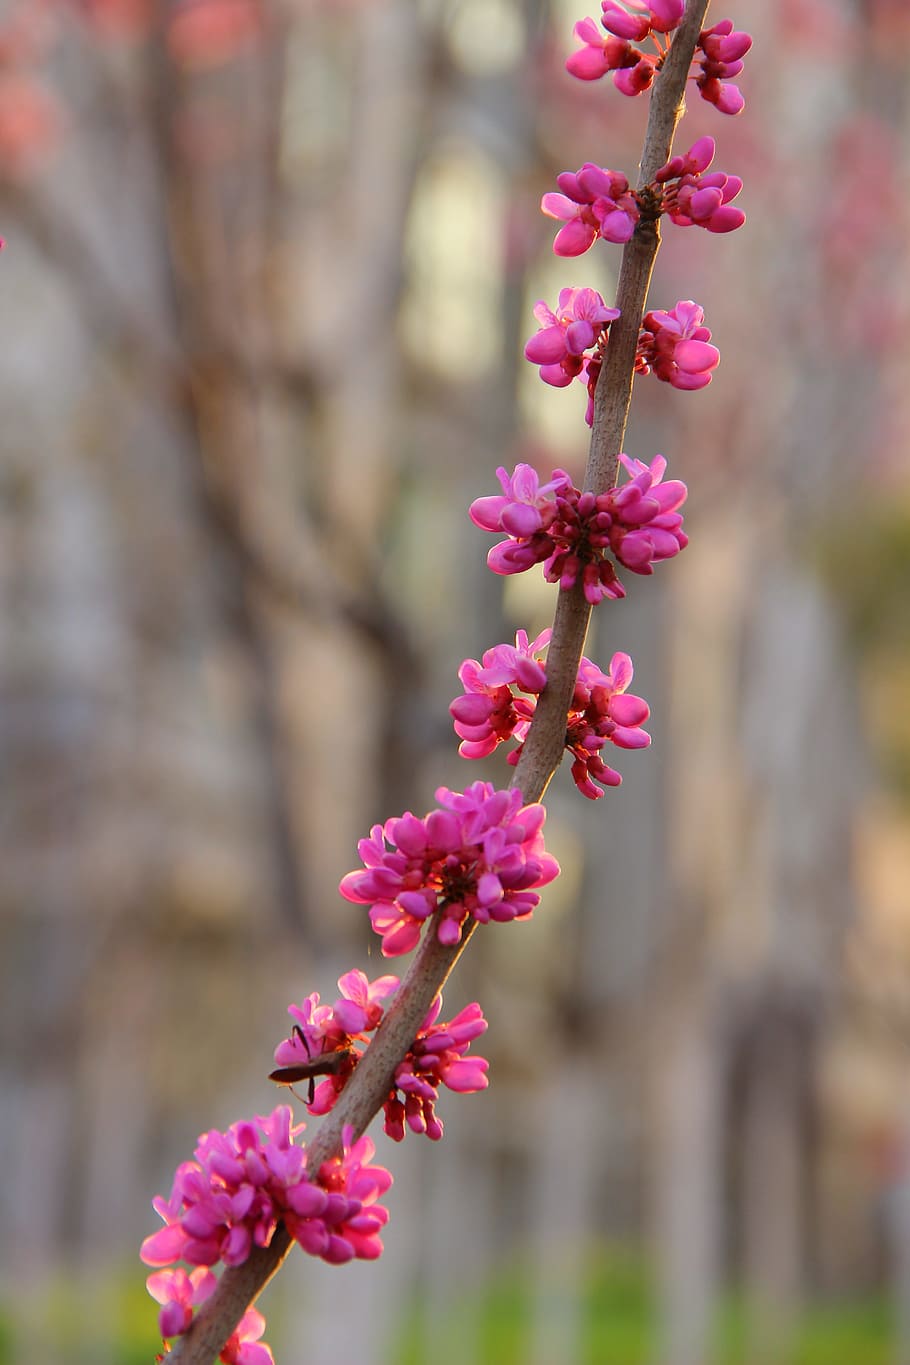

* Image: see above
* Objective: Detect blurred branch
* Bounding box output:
[9,186,418,674]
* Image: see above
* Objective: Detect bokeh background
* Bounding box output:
[2,1,910,1362]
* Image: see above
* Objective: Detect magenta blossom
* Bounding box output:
[146,1268,274,1362]
[451,629,549,759]
[274,978,489,1140]
[541,298,718,420]
[565,652,651,797]
[140,1107,393,1272]
[541,163,639,256]
[274,970,398,1068]
[384,997,490,1142]
[313,1127,393,1263]
[471,457,687,603]
[339,781,560,956]
[146,1266,217,1341]
[696,18,751,115]
[451,629,651,799]
[636,300,719,390]
[567,2,683,92]
[656,135,745,233]
[602,0,684,38]
[271,970,399,1113]
[565,17,645,84]
[525,287,619,387]
[470,464,574,575]
[568,5,749,114]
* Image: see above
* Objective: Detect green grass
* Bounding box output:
[0,1252,893,1364]
[392,1248,894,1365]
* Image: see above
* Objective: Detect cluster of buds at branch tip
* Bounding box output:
[568,2,750,116]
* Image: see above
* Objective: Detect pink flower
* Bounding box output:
[607,454,688,573]
[146,1266,217,1339]
[655,136,745,233]
[566,6,749,115]
[636,300,719,390]
[339,781,560,956]
[469,462,571,539]
[601,0,684,38]
[564,15,652,88]
[384,997,490,1142]
[542,163,639,256]
[451,632,652,800]
[314,1127,393,1263]
[146,1267,276,1362]
[696,18,751,115]
[450,629,548,759]
[450,629,547,759]
[525,287,619,388]
[220,1306,275,1365]
[470,458,687,602]
[271,971,400,1113]
[566,652,651,798]
[141,1106,392,1272]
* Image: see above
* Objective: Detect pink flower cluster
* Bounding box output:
[451,629,651,799]
[450,628,548,760]
[470,457,687,603]
[635,300,719,390]
[270,969,398,1113]
[542,163,639,256]
[567,1,683,92]
[524,286,619,386]
[525,293,718,416]
[566,653,651,797]
[147,1268,273,1363]
[695,19,751,116]
[339,781,560,956]
[271,973,490,1142]
[386,997,489,1142]
[656,136,745,233]
[542,137,744,258]
[141,1108,392,1281]
[567,4,750,117]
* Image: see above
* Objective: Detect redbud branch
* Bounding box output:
[511,0,710,805]
[169,926,477,1364]
[167,5,711,1360]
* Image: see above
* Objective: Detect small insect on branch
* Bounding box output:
[268,1026,357,1105]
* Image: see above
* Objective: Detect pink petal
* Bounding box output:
[525,325,568,364]
[553,218,598,257]
[674,338,719,373]
[540,191,578,222]
[566,46,610,80]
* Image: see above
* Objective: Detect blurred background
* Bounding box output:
[1,0,909,1361]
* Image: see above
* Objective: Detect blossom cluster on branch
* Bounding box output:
[270,971,489,1141]
[568,1,750,116]
[451,630,651,799]
[470,456,687,602]
[339,781,560,956]
[142,4,751,1359]
[525,291,719,420]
